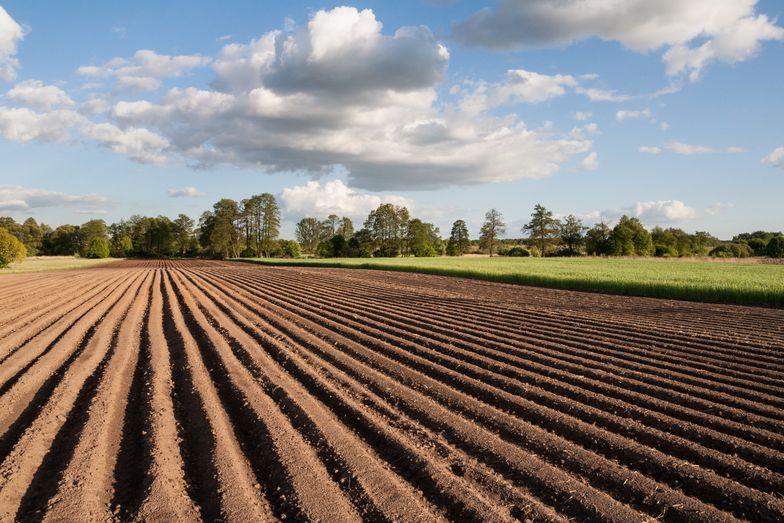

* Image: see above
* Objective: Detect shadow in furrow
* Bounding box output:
[166,277,307,521]
[111,283,155,519]
[159,276,223,522]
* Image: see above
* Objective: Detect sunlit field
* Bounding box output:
[236,256,784,306]
[1,256,120,274]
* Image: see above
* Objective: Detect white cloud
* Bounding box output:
[168,186,206,198]
[454,1,784,80]
[704,202,735,216]
[78,49,210,91]
[0,185,109,212]
[0,6,24,81]
[573,111,592,121]
[634,200,698,221]
[95,8,591,190]
[616,108,652,122]
[580,151,599,171]
[78,98,109,115]
[216,34,232,42]
[639,146,662,155]
[666,141,746,155]
[0,107,84,142]
[575,86,632,103]
[281,179,410,217]
[762,147,784,168]
[6,80,74,109]
[82,122,170,164]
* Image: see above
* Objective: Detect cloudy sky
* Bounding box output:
[0,1,782,238]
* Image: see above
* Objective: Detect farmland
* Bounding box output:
[1,256,120,275]
[236,256,784,307]
[0,259,783,522]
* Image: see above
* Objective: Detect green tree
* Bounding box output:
[559,214,586,255]
[610,216,654,256]
[86,237,110,258]
[336,217,354,239]
[209,199,241,258]
[479,208,505,257]
[585,222,612,255]
[47,225,81,255]
[523,204,560,256]
[447,219,470,256]
[258,193,281,257]
[365,203,409,257]
[78,219,108,257]
[173,214,195,256]
[767,236,784,258]
[296,217,323,254]
[278,239,301,258]
[406,218,441,257]
[0,227,27,267]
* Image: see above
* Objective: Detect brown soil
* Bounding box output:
[0,259,782,522]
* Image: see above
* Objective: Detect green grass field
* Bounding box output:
[1,256,120,275]
[234,256,784,307]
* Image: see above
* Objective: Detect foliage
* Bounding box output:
[709,243,752,258]
[406,218,441,257]
[364,203,410,257]
[296,217,324,254]
[447,219,470,256]
[0,227,27,267]
[766,236,784,258]
[609,216,654,256]
[479,208,505,257]
[523,204,560,256]
[585,222,612,256]
[278,239,302,258]
[558,214,586,255]
[86,237,110,259]
[504,246,530,257]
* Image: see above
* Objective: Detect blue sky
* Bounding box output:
[0,1,782,239]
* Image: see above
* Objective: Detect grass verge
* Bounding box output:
[231,256,784,307]
[1,256,121,275]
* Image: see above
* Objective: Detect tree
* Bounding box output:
[209,199,241,258]
[0,227,27,267]
[278,239,301,258]
[609,216,654,256]
[336,217,354,239]
[47,225,81,255]
[86,237,110,258]
[406,219,441,257]
[767,236,784,258]
[324,214,340,237]
[258,193,281,257]
[479,209,505,257]
[523,204,560,256]
[447,219,470,256]
[78,219,108,257]
[296,217,323,254]
[585,222,612,255]
[173,214,195,256]
[559,215,586,255]
[365,203,409,257]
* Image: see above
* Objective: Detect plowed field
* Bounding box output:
[1,259,782,522]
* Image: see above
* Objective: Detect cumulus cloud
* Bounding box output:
[281,179,410,216]
[0,185,109,212]
[6,80,74,109]
[168,186,206,198]
[762,146,784,168]
[78,49,210,92]
[0,107,83,142]
[704,202,735,216]
[574,86,631,103]
[453,1,784,80]
[0,6,23,82]
[82,122,170,164]
[580,151,599,171]
[95,7,592,190]
[633,200,698,221]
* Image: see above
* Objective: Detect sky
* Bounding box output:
[0,0,782,239]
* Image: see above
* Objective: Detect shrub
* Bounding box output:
[86,237,110,259]
[529,246,542,257]
[0,227,27,267]
[239,247,257,258]
[505,246,530,257]
[709,243,752,258]
[654,244,679,257]
[414,244,437,257]
[278,239,301,258]
[767,236,784,258]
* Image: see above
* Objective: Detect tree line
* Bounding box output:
[1,198,782,267]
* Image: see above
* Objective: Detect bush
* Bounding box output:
[278,239,301,258]
[529,246,542,257]
[86,237,110,259]
[767,236,784,258]
[709,243,752,258]
[654,244,679,257]
[505,246,530,257]
[0,227,27,267]
[414,244,437,257]
[239,247,257,258]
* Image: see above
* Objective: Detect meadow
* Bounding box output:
[235,256,784,307]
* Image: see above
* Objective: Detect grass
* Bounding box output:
[0,256,120,275]
[232,256,784,307]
